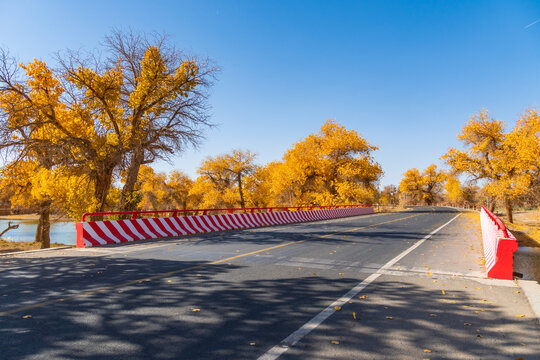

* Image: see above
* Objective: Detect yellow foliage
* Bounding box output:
[272,119,382,205]
[445,176,462,204]
[191,150,257,208]
[0,161,98,219]
[442,108,539,203]
[399,165,445,205]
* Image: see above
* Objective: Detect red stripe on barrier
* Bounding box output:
[163,217,184,236]
[214,214,232,230]
[80,223,102,247]
[131,219,154,239]
[88,222,117,244]
[174,217,194,235]
[184,217,204,233]
[102,221,129,243]
[141,218,164,238]
[117,220,142,241]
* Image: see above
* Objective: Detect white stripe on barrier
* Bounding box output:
[83,222,108,245]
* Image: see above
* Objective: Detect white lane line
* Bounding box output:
[258,213,461,360]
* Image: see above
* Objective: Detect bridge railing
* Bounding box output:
[77,204,375,248]
[81,204,371,222]
[480,205,517,279]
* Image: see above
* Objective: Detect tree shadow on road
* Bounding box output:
[1,254,539,360]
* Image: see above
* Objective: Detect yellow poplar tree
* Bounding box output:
[167,170,195,210]
[399,165,445,205]
[190,150,257,208]
[399,168,424,204]
[274,120,382,205]
[445,176,462,206]
[442,109,539,223]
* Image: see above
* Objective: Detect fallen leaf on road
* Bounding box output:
[516,314,525,318]
[22,315,31,319]
[353,312,357,320]
[192,308,200,312]
[477,334,483,338]
[423,349,432,353]
[313,273,317,276]
[520,343,526,346]
[331,341,340,345]
[339,273,344,275]
[359,295,367,299]
[334,306,341,311]
[250,342,256,346]
[167,280,172,283]
[514,291,520,293]
[429,314,437,317]
[464,323,472,326]
[385,316,393,320]
[441,290,445,295]
[481,299,487,302]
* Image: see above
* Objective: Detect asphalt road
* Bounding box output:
[1,207,539,359]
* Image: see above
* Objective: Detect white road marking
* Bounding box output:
[258,213,461,360]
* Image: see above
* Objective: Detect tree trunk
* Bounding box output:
[35,200,52,248]
[118,148,144,211]
[93,159,118,213]
[237,173,245,209]
[505,198,513,224]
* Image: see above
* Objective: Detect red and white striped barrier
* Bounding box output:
[76,206,374,248]
[480,206,518,280]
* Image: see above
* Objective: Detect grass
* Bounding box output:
[0,239,69,254]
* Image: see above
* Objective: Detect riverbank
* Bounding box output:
[0,214,73,221]
[0,239,70,254]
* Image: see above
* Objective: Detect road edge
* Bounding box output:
[0,246,72,257]
[518,279,540,324]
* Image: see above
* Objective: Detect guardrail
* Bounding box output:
[76,204,374,248]
[480,205,517,279]
[81,204,370,222]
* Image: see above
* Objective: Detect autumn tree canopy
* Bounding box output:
[442,109,540,222]
[0,30,217,246]
[272,120,382,205]
[190,150,258,209]
[399,165,445,205]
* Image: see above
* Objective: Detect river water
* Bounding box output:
[0,219,76,245]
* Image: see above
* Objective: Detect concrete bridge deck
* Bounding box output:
[1,207,539,359]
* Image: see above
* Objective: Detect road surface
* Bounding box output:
[1,207,539,359]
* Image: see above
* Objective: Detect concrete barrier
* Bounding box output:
[76,206,374,248]
[480,206,518,280]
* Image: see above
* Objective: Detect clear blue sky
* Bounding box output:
[1,0,540,187]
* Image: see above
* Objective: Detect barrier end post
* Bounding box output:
[75,222,86,248]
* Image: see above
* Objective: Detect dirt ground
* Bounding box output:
[0,240,69,254]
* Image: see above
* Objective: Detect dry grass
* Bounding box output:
[0,240,69,254]
[499,210,540,248]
